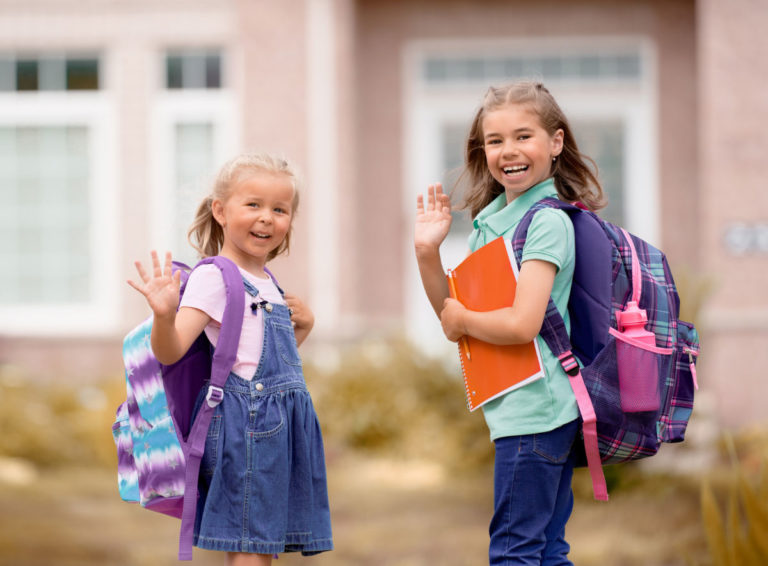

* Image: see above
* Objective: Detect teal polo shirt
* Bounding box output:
[468,178,579,440]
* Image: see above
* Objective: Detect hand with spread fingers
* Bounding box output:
[127,250,181,320]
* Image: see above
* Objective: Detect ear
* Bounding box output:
[211,199,226,227]
[551,128,564,157]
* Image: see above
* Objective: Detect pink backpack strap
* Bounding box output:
[558,351,608,501]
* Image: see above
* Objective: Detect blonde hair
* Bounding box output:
[188,153,301,260]
[460,81,606,218]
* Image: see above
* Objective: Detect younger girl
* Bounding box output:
[128,153,333,565]
[414,82,605,564]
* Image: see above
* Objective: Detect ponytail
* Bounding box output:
[187,196,224,258]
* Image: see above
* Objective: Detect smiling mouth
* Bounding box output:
[503,165,528,175]
[252,232,271,239]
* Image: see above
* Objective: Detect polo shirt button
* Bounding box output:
[255,383,264,391]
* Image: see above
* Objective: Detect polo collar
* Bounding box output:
[473,178,558,238]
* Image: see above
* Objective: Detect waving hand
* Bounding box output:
[414,183,453,252]
[127,251,181,319]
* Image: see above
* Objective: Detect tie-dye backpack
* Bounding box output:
[112,256,244,560]
[510,198,700,501]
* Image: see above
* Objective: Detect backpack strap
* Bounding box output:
[510,197,609,502]
[177,255,245,560]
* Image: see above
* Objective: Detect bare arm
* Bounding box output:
[414,183,452,317]
[284,293,314,347]
[440,259,556,345]
[127,251,211,365]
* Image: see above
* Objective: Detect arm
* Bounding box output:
[414,183,452,317]
[440,259,556,345]
[127,251,211,365]
[284,293,314,347]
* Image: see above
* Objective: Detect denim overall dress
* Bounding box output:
[192,276,333,555]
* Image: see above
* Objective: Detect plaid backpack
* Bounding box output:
[112,256,245,560]
[511,198,700,501]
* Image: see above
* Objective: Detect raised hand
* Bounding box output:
[414,183,453,253]
[127,251,182,319]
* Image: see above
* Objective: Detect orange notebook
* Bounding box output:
[447,236,545,411]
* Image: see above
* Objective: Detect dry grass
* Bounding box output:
[0,343,720,565]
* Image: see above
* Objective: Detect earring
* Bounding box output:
[552,156,557,162]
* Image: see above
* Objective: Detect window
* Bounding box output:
[0,126,90,304]
[0,71,118,335]
[165,49,222,89]
[0,53,100,91]
[172,123,215,260]
[150,48,237,266]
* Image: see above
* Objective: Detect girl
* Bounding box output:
[414,82,605,565]
[128,153,333,565]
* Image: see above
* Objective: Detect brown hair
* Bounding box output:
[187,153,301,260]
[460,81,605,218]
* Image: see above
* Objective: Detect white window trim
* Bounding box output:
[0,92,119,336]
[149,89,239,257]
[402,36,658,354]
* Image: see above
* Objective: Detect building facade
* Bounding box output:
[0,0,765,428]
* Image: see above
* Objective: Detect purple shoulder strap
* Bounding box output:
[510,198,612,501]
[510,197,613,365]
[178,256,245,560]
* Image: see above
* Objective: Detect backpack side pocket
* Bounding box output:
[113,402,139,503]
[661,321,699,443]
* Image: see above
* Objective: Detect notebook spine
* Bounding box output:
[459,345,473,411]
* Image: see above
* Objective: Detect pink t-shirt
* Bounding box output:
[179,264,285,380]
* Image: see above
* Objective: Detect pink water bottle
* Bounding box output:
[613,301,661,412]
[616,301,656,346]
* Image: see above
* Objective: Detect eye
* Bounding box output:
[274,207,288,214]
[247,202,260,208]
[485,138,502,146]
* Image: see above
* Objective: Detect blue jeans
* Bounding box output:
[489,419,580,565]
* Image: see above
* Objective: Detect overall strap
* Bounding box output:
[178,255,245,560]
[510,198,609,501]
[263,266,284,295]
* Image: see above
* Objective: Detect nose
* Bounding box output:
[256,209,273,224]
[501,138,518,157]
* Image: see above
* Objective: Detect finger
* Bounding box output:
[134,260,149,283]
[426,184,436,210]
[163,251,173,278]
[438,193,452,215]
[150,250,162,278]
[126,279,146,295]
[416,193,425,215]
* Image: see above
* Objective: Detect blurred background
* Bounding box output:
[1,0,767,564]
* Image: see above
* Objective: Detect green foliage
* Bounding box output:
[700,433,768,565]
[0,366,123,469]
[305,339,494,472]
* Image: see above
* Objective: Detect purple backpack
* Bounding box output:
[112,256,244,560]
[511,198,700,501]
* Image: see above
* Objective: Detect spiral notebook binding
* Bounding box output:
[458,345,474,410]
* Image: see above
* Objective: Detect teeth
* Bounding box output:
[503,165,527,174]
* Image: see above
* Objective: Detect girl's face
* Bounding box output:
[212,170,295,272]
[482,103,563,203]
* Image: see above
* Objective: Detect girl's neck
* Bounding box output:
[217,249,269,279]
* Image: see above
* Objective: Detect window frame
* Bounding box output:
[149,50,239,264]
[0,90,119,335]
